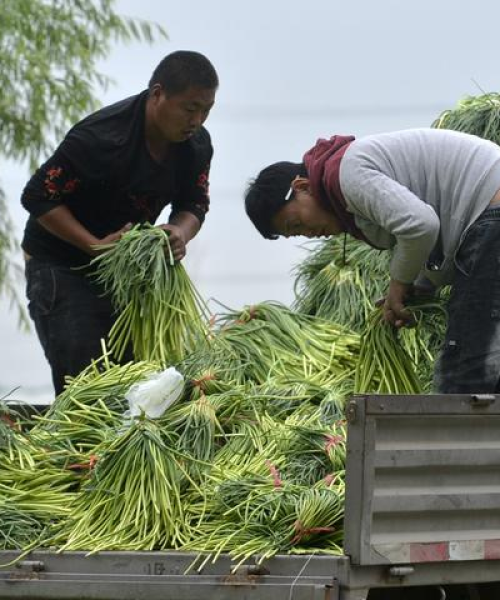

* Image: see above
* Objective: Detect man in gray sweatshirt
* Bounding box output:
[244,128,500,394]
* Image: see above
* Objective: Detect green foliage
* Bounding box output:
[293,237,390,331]
[0,0,167,320]
[432,92,500,145]
[292,238,450,391]
[1,0,167,168]
[0,187,28,327]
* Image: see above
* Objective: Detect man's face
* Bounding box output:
[151,85,216,143]
[271,186,342,238]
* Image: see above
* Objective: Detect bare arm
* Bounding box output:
[38,205,131,256]
[383,279,414,328]
[169,211,201,242]
[160,211,201,261]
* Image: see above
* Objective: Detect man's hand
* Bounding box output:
[159,224,187,262]
[383,279,414,328]
[92,222,132,255]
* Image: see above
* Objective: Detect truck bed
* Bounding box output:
[2,393,500,600]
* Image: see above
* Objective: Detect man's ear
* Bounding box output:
[292,176,311,193]
[150,83,164,102]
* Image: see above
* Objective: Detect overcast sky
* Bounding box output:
[2,0,500,399]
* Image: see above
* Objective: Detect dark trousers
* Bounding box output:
[434,206,500,393]
[25,258,120,396]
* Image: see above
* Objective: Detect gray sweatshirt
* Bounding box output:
[339,128,500,286]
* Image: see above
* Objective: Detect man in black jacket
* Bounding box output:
[21,50,218,395]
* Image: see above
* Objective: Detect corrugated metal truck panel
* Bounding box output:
[344,394,500,567]
[2,395,500,599]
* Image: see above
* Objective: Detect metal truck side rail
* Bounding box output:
[2,394,500,599]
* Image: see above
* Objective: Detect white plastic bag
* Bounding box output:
[125,367,184,419]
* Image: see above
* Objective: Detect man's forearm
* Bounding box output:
[168,211,201,243]
[38,205,100,255]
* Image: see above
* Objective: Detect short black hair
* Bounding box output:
[244,161,307,239]
[149,51,219,95]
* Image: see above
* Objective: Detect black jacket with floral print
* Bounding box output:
[21,90,213,267]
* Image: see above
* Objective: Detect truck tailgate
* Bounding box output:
[345,393,500,567]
